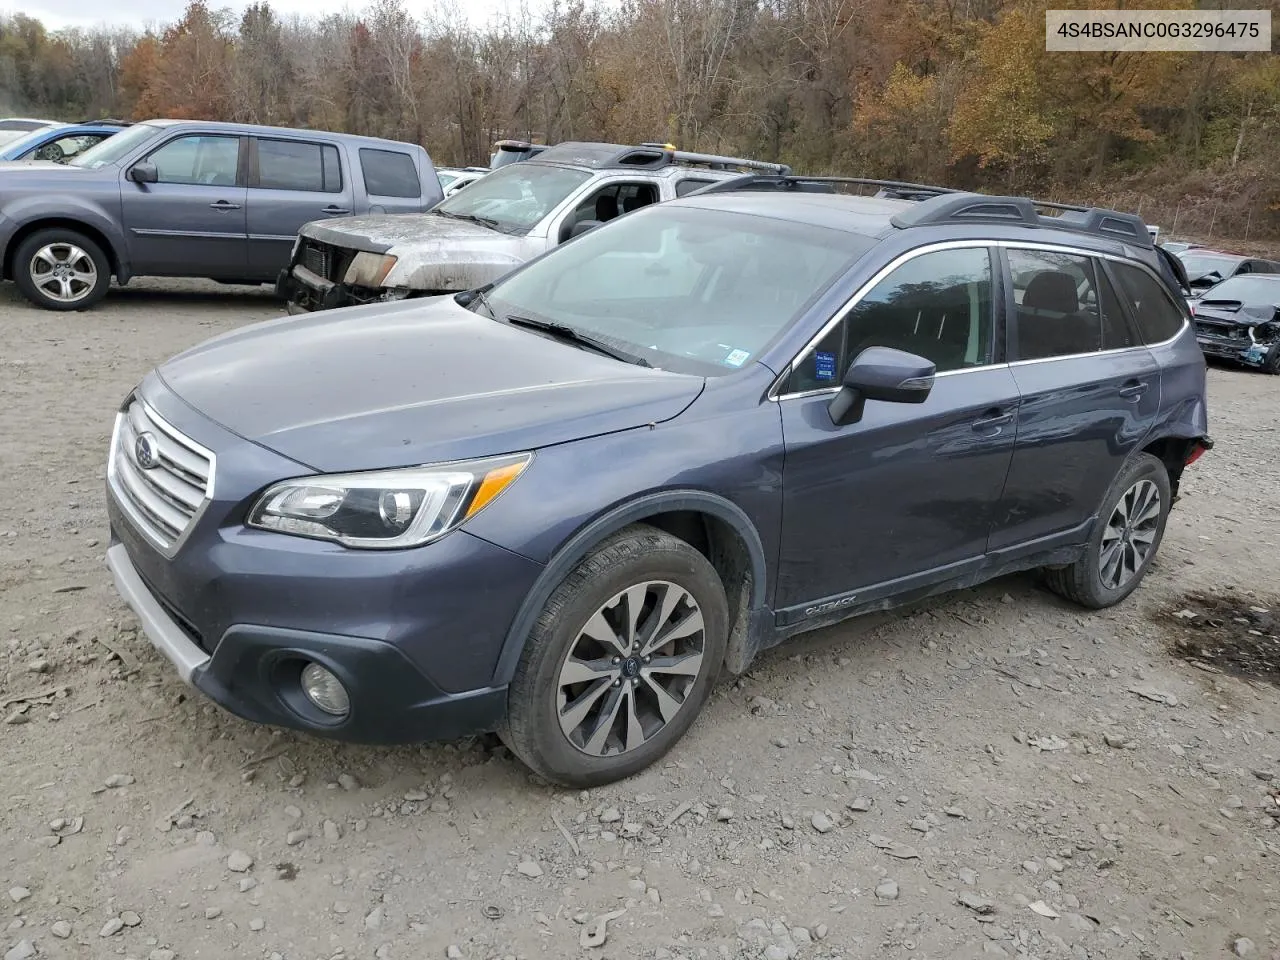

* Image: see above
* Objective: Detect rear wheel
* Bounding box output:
[501,525,728,788]
[1043,453,1171,609]
[13,228,110,311]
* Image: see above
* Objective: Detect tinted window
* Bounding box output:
[1009,249,1103,361]
[1110,261,1187,344]
[147,135,240,185]
[788,246,994,393]
[676,178,716,197]
[257,139,341,193]
[360,148,420,198]
[1096,264,1138,350]
[488,206,872,376]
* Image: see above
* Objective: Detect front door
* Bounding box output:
[120,133,248,279]
[775,244,1020,616]
[987,244,1161,551]
[246,137,355,280]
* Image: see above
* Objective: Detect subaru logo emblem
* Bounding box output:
[134,432,160,470]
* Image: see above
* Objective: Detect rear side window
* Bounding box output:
[257,139,342,193]
[1110,261,1186,344]
[1008,248,1103,361]
[360,148,420,198]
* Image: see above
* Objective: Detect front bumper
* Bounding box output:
[106,542,511,744]
[1196,334,1265,366]
[275,264,413,314]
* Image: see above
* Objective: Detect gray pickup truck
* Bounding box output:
[0,119,443,311]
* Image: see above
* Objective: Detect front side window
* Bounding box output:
[487,206,872,375]
[787,246,995,394]
[433,163,593,235]
[1009,248,1106,361]
[147,135,240,185]
[1110,261,1187,344]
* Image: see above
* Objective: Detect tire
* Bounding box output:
[1043,452,1171,609]
[1263,342,1280,376]
[500,524,729,788]
[13,228,111,311]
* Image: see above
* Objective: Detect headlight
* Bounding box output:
[247,453,531,549]
[343,251,399,288]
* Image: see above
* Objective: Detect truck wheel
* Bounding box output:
[1042,453,1171,609]
[501,525,728,788]
[13,228,110,311]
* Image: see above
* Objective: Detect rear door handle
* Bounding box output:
[209,200,241,210]
[972,410,1014,431]
[321,206,350,215]
[1118,381,1149,400]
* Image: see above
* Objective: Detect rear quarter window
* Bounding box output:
[1110,261,1186,344]
[359,148,420,198]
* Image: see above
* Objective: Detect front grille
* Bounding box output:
[108,398,213,553]
[299,238,357,285]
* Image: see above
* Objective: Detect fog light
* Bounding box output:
[300,662,350,717]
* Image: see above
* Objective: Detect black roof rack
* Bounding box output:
[688,175,960,197]
[689,175,1153,248]
[76,118,131,126]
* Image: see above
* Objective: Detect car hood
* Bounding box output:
[300,213,529,293]
[154,296,704,472]
[1194,302,1279,325]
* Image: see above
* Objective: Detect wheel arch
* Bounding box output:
[3,218,124,282]
[491,490,772,687]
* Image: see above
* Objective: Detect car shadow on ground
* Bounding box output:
[0,280,284,312]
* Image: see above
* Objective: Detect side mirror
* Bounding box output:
[128,161,158,184]
[828,346,935,426]
[569,219,602,240]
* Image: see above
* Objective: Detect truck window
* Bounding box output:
[359,148,420,198]
[148,135,240,186]
[257,139,342,193]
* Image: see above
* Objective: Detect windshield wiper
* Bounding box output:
[436,210,504,231]
[468,286,497,319]
[505,315,651,367]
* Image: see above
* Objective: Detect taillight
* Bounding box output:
[1185,437,1213,465]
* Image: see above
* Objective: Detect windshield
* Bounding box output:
[486,205,874,375]
[1197,276,1280,305]
[1179,253,1241,278]
[68,123,160,169]
[433,162,592,234]
[437,171,458,187]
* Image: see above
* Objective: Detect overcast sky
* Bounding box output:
[1,0,542,32]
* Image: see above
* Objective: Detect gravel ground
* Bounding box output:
[1,279,1278,960]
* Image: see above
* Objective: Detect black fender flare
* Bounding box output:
[489,489,770,686]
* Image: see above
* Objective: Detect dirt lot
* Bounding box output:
[2,280,1278,960]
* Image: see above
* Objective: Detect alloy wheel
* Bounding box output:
[556,580,706,757]
[30,243,97,304]
[1099,479,1161,590]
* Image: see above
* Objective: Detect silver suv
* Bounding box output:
[277,141,789,313]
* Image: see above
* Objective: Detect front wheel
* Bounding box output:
[501,525,728,788]
[1042,453,1171,609]
[1262,342,1280,375]
[13,228,110,311]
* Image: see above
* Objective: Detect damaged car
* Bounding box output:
[1178,250,1280,301]
[1191,275,1280,374]
[276,141,790,313]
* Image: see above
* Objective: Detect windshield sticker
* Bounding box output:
[723,348,751,367]
[815,351,837,381]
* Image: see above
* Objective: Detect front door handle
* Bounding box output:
[1118,380,1149,400]
[209,200,241,210]
[321,205,350,215]
[972,410,1014,431]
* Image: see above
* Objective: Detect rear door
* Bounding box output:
[246,136,354,281]
[119,132,248,279]
[987,244,1159,553]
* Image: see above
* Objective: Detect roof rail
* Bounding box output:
[688,175,960,197]
[889,193,1154,247]
[77,117,131,126]
[610,147,791,175]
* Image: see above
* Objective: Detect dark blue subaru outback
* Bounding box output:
[104,166,1213,788]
